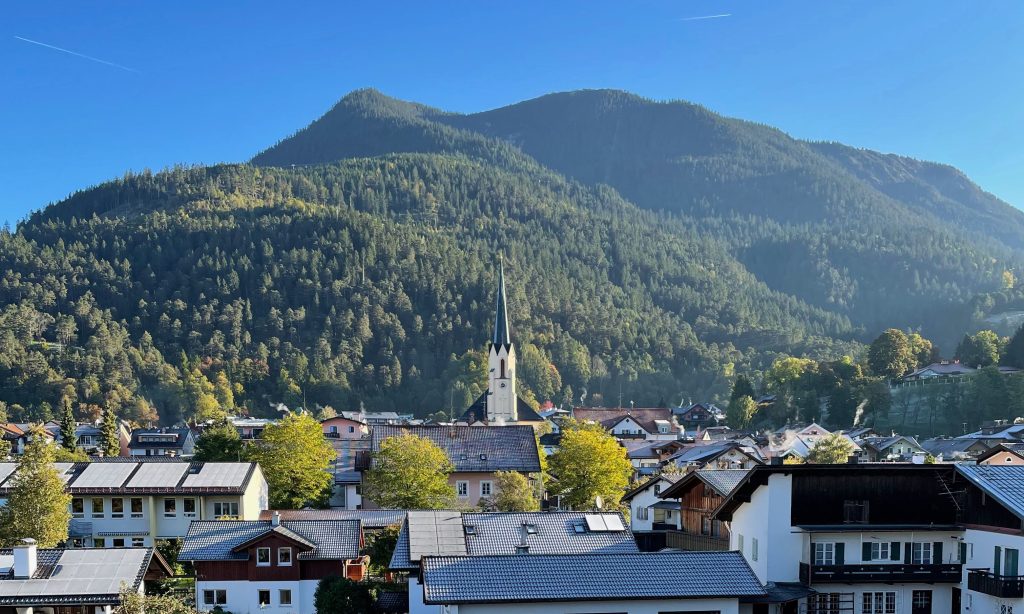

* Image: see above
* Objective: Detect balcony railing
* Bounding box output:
[800,562,962,584]
[665,531,730,552]
[968,569,1024,598]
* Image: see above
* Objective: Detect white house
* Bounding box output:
[0,460,268,548]
[622,474,682,533]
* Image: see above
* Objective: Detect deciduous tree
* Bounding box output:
[193,419,245,462]
[363,434,455,509]
[806,432,856,464]
[868,329,915,379]
[483,470,540,512]
[548,420,632,510]
[314,577,375,614]
[0,427,72,547]
[247,413,334,509]
[726,395,758,429]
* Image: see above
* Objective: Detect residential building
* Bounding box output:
[460,262,544,426]
[418,550,765,614]
[0,423,54,455]
[50,421,132,456]
[228,417,274,440]
[667,441,763,470]
[623,474,683,532]
[366,425,541,508]
[899,361,976,384]
[128,427,196,457]
[571,406,683,441]
[340,410,413,425]
[957,421,1024,448]
[657,468,750,551]
[0,461,267,548]
[859,436,927,462]
[953,465,1024,614]
[921,437,990,461]
[622,439,685,477]
[716,464,966,614]
[389,510,639,614]
[674,402,724,429]
[321,414,369,439]
[766,424,861,461]
[0,540,171,614]
[977,443,1024,465]
[180,513,367,614]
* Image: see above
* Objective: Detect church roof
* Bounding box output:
[493,260,511,347]
[462,392,543,423]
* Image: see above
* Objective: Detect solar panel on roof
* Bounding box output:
[181,463,250,488]
[126,463,188,488]
[602,514,625,531]
[71,463,135,488]
[584,514,607,531]
[0,463,17,487]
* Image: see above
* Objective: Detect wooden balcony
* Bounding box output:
[665,531,729,552]
[800,562,962,584]
[968,569,1024,598]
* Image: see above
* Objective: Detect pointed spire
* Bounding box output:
[493,256,511,347]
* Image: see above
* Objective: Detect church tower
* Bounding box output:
[486,259,517,423]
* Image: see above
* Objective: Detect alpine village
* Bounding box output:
[7,27,1024,614]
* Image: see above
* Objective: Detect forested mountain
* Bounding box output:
[1,88,1021,427]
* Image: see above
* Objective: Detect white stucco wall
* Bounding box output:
[731,472,800,583]
[963,528,1024,614]
[410,576,443,614]
[196,579,317,614]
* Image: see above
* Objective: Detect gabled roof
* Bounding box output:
[920,437,988,458]
[659,468,750,500]
[128,427,192,449]
[860,435,923,453]
[180,519,362,561]
[667,441,760,466]
[977,442,1024,464]
[258,509,405,529]
[0,547,163,607]
[571,407,680,435]
[622,474,683,501]
[955,464,1024,520]
[420,551,765,604]
[370,425,541,473]
[390,511,638,570]
[461,393,544,423]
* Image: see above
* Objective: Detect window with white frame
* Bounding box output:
[203,590,227,606]
[278,547,292,566]
[256,547,271,566]
[91,497,104,518]
[71,498,84,518]
[869,542,890,561]
[480,481,493,497]
[183,498,196,518]
[111,498,124,519]
[258,590,271,607]
[163,498,176,517]
[130,497,143,518]
[456,481,469,498]
[132,537,144,547]
[911,542,933,564]
[279,589,292,606]
[213,501,238,518]
[809,592,849,614]
[112,538,125,547]
[862,591,896,614]
[814,542,836,565]
[636,506,649,520]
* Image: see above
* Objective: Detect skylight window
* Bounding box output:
[523,523,537,534]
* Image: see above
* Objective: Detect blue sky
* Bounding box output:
[3,1,1023,223]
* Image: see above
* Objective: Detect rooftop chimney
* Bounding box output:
[271,511,281,527]
[13,538,37,579]
[516,524,529,554]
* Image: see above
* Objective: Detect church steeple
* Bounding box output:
[487,257,517,423]
[493,257,511,347]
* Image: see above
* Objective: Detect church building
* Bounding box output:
[461,261,543,425]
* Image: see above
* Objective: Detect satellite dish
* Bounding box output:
[594,495,604,510]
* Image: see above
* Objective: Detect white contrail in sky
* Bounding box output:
[678,13,732,21]
[14,36,140,73]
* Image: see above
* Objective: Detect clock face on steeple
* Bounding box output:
[500,382,507,389]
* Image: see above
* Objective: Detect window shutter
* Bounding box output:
[905,542,913,564]
[836,543,845,565]
[863,543,872,561]
[891,542,901,561]
[995,546,1003,576]
[933,542,943,564]
[959,542,967,565]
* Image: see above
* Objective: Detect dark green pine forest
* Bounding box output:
[3,88,1024,427]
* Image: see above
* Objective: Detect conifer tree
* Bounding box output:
[60,398,77,452]
[100,406,121,458]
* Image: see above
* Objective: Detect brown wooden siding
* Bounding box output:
[678,481,729,539]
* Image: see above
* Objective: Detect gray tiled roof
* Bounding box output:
[371,425,541,472]
[259,509,405,529]
[390,511,638,570]
[129,428,191,449]
[180,520,361,561]
[463,511,638,556]
[697,468,751,496]
[956,464,1024,520]
[421,551,765,604]
[669,442,748,464]
[0,548,153,606]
